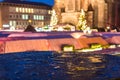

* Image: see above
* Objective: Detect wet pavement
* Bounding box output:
[0,51,120,80]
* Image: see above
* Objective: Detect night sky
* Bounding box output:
[0,0,54,6]
[25,0,54,6]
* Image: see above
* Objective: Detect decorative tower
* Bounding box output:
[50,9,58,26]
[87,4,94,27]
[53,0,65,24]
[76,9,87,30]
[76,9,92,34]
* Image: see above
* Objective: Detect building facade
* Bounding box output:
[54,0,120,28]
[0,1,52,29]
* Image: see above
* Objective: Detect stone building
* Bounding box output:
[0,0,52,29]
[53,0,120,28]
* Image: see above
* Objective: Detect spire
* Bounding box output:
[87,4,94,11]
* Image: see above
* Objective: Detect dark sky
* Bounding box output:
[25,0,54,6]
[0,0,54,6]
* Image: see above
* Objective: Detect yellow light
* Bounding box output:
[22,8,25,13]
[107,26,110,29]
[16,7,19,12]
[28,20,32,23]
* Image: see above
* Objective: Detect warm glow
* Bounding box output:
[71,32,84,39]
[63,46,74,52]
[76,9,87,31]
[28,20,32,23]
[78,48,102,52]
[31,9,34,13]
[28,8,31,13]
[16,7,19,12]
[88,57,102,63]
[107,26,110,29]
[50,9,58,26]
[19,8,22,12]
[22,8,25,13]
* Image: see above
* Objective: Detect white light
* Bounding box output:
[107,26,110,29]
[10,26,15,31]
[3,24,10,28]
[71,32,84,39]
[35,27,42,32]
[58,27,63,31]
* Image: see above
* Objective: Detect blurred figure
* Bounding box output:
[24,25,36,32]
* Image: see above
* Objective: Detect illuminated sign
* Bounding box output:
[3,24,10,28]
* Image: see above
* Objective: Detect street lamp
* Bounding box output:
[28,19,32,25]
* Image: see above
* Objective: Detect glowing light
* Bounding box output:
[109,45,116,49]
[28,20,32,23]
[10,26,15,31]
[58,27,63,31]
[71,32,84,39]
[76,9,92,34]
[63,46,74,52]
[50,9,58,26]
[88,57,102,63]
[78,48,102,52]
[107,26,110,29]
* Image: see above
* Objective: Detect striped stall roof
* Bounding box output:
[5,39,49,53]
[8,33,47,37]
[77,37,108,49]
[48,38,81,51]
[106,36,120,44]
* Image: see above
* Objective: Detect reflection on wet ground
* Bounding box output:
[0,51,120,80]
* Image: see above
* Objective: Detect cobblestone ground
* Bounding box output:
[0,51,120,80]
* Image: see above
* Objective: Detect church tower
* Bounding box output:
[53,0,120,28]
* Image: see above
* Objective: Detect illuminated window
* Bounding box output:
[22,15,25,19]
[22,14,28,20]
[39,16,41,20]
[9,21,13,26]
[25,8,27,13]
[9,21,16,27]
[41,16,44,20]
[16,7,19,12]
[22,8,25,13]
[26,15,28,19]
[26,8,28,13]
[33,15,37,20]
[19,8,22,12]
[36,15,39,20]
[31,9,34,13]
[48,10,51,14]
[28,8,31,13]
[34,15,44,20]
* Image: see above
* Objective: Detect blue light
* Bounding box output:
[0,0,3,2]
[0,0,54,6]
[21,0,54,6]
